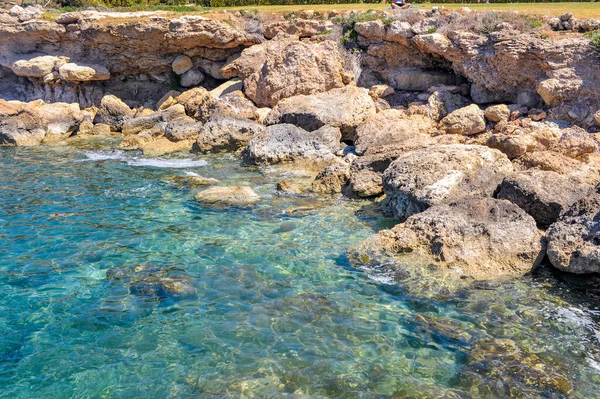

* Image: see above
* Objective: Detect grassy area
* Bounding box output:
[43,2,600,20]
[214,2,600,19]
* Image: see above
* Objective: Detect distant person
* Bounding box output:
[391,0,412,10]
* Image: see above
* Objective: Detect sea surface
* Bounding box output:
[2,140,600,398]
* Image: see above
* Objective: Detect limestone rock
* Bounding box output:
[162,174,220,188]
[382,144,513,220]
[212,90,259,121]
[385,21,414,44]
[439,104,486,135]
[264,19,333,39]
[172,55,193,75]
[265,86,376,141]
[484,104,510,123]
[193,117,264,153]
[221,38,345,107]
[428,90,470,122]
[164,117,202,142]
[354,109,434,155]
[546,184,600,274]
[175,87,217,122]
[180,67,204,88]
[243,124,341,165]
[58,63,110,82]
[368,84,395,101]
[348,151,402,198]
[10,55,64,78]
[354,20,386,40]
[93,95,135,131]
[311,161,350,194]
[595,110,600,127]
[195,186,260,207]
[351,198,543,279]
[497,169,594,228]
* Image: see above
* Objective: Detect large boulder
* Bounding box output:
[353,109,435,155]
[58,63,110,82]
[428,90,471,122]
[348,151,402,198]
[221,37,346,107]
[10,55,65,78]
[193,117,264,153]
[265,86,376,141]
[212,90,260,121]
[37,102,84,142]
[311,161,350,194]
[497,169,594,228]
[382,144,513,220]
[546,184,600,274]
[175,87,217,122]
[439,104,486,135]
[194,186,260,207]
[350,198,543,279]
[243,124,341,165]
[93,95,135,131]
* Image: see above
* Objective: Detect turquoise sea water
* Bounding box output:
[2,141,600,398]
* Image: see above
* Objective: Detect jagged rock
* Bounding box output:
[193,117,264,153]
[243,124,341,165]
[553,128,598,159]
[383,144,513,220]
[311,161,350,194]
[157,90,181,110]
[428,90,470,122]
[212,90,259,121]
[58,63,110,82]
[368,84,395,101]
[537,77,581,107]
[264,86,376,141]
[484,104,510,123]
[195,186,260,207]
[180,67,204,87]
[351,198,543,279]
[175,87,217,122]
[164,116,202,142]
[209,78,244,98]
[354,109,434,155]
[347,151,402,198]
[264,19,333,39]
[439,104,486,135]
[595,110,600,127]
[221,37,345,107]
[354,20,386,40]
[172,55,193,75]
[10,55,66,78]
[546,184,600,274]
[516,151,600,184]
[93,95,135,131]
[486,133,540,160]
[385,21,414,44]
[497,169,594,228]
[121,104,186,135]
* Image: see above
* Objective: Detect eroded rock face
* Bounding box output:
[264,19,333,39]
[497,169,594,228]
[93,95,134,131]
[243,124,341,165]
[382,144,513,220]
[221,37,346,107]
[194,186,260,207]
[265,86,376,141]
[546,185,600,274]
[193,117,264,153]
[350,198,543,279]
[439,104,486,135]
[311,161,350,194]
[353,109,434,155]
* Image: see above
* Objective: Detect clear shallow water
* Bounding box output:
[2,142,600,398]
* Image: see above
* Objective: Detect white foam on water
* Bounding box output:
[184,171,200,176]
[126,158,208,168]
[82,150,127,161]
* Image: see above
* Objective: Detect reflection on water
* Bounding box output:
[1,143,600,398]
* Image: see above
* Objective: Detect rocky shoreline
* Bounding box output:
[2,6,600,287]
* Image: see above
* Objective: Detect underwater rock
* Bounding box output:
[162,174,220,188]
[195,186,260,207]
[311,161,350,195]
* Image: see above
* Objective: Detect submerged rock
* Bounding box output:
[382,144,513,220]
[194,186,260,207]
[162,174,220,188]
[350,198,543,279]
[546,184,600,274]
[311,161,350,195]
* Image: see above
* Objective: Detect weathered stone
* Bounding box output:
[10,55,64,78]
[428,90,470,122]
[497,169,594,228]
[221,38,345,107]
[382,144,513,220]
[175,87,217,122]
[212,90,259,121]
[164,117,202,142]
[162,174,220,188]
[439,104,486,135]
[348,151,402,197]
[243,124,341,165]
[172,55,193,75]
[368,84,395,101]
[195,186,260,207]
[547,184,600,274]
[311,161,350,194]
[484,104,510,123]
[93,95,135,131]
[180,67,204,87]
[385,21,414,44]
[264,19,333,39]
[354,20,386,40]
[58,63,110,82]
[193,117,264,153]
[265,86,375,142]
[351,198,543,279]
[354,109,434,155]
